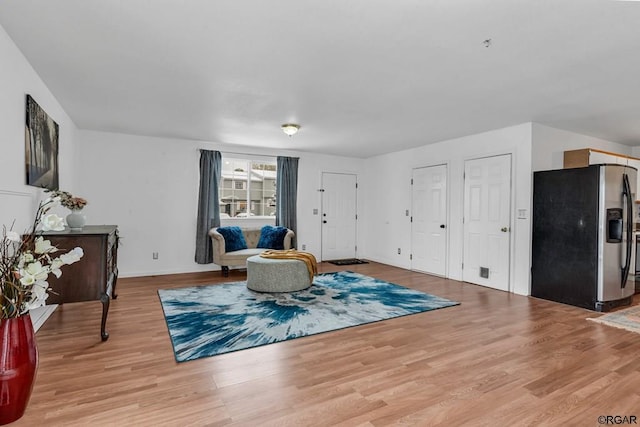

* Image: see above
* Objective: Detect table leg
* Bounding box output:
[100,293,110,341]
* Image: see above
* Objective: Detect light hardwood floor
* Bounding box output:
[15,262,640,426]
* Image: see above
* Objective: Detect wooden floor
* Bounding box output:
[15,262,640,426]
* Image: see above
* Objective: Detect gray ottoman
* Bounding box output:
[246,255,312,292]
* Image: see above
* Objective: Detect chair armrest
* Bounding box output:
[283,229,295,250]
[209,228,226,263]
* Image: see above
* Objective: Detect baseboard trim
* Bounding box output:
[29,304,58,333]
[119,265,217,278]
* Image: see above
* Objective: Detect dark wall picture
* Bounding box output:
[25,94,59,190]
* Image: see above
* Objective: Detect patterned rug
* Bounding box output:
[158,271,459,362]
[587,305,640,334]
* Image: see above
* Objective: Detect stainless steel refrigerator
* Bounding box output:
[531,164,636,311]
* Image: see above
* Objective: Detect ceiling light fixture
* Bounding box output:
[281,123,300,137]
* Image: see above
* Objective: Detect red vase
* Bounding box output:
[0,314,38,425]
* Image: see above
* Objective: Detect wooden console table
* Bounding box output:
[41,225,119,341]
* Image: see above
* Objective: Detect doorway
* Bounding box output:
[321,172,357,261]
[462,154,512,291]
[411,164,448,276]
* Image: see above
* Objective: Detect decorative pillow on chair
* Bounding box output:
[257,225,289,250]
[216,226,248,252]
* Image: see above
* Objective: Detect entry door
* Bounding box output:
[411,164,447,276]
[321,172,357,260]
[463,154,511,291]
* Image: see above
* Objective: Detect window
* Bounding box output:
[219,158,277,218]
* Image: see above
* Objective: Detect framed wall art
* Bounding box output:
[25,94,59,190]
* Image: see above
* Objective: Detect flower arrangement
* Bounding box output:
[47,190,87,211]
[0,195,84,320]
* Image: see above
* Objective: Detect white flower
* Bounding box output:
[40,213,65,231]
[6,231,21,242]
[21,260,49,282]
[2,193,87,318]
[25,280,50,311]
[34,236,57,254]
[18,252,34,269]
[60,247,84,265]
[19,273,35,286]
[50,258,64,278]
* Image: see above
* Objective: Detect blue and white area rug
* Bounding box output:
[158,271,459,362]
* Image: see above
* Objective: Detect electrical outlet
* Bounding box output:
[152,252,158,260]
[398,248,401,255]
[301,244,306,250]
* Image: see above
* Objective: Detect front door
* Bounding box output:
[321,172,357,260]
[462,154,512,291]
[411,164,447,276]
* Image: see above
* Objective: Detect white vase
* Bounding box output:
[66,210,86,230]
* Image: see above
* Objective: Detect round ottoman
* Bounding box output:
[246,255,312,292]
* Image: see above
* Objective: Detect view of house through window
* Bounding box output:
[219,158,277,218]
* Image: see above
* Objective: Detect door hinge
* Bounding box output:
[410,216,413,223]
[462,262,464,269]
[356,182,358,188]
[355,245,357,252]
[355,214,358,220]
[410,254,413,260]
[411,178,414,185]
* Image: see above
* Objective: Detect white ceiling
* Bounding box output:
[1,0,640,158]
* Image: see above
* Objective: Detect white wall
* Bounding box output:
[357,123,633,297]
[296,153,365,260]
[531,123,631,172]
[361,123,533,296]
[0,24,77,231]
[75,130,364,277]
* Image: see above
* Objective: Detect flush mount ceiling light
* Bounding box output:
[281,123,300,137]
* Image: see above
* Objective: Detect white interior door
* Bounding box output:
[411,164,447,276]
[321,172,357,260]
[463,154,512,291]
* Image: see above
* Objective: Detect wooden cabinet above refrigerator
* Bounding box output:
[564,148,640,203]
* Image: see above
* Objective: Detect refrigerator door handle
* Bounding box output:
[621,173,632,289]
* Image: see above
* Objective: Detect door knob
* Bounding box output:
[323,220,327,224]
[440,224,446,229]
[501,227,509,232]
